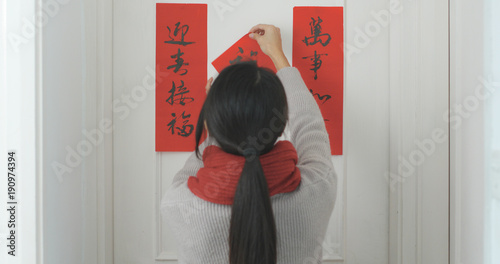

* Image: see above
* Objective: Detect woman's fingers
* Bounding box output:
[205,77,213,94]
[249,24,270,34]
[248,24,290,71]
[249,32,259,40]
[248,24,283,57]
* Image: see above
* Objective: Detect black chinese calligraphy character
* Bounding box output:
[309,88,332,104]
[302,16,332,47]
[167,111,194,137]
[302,50,328,80]
[229,47,259,65]
[164,22,195,46]
[166,80,194,106]
[167,48,189,75]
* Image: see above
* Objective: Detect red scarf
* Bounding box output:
[187,141,301,205]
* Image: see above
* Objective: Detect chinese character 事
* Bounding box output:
[302,16,332,47]
[302,50,328,80]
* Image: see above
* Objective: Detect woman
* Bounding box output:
[161,24,337,264]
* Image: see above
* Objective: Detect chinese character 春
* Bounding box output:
[167,48,189,75]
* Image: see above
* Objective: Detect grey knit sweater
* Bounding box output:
[161,67,337,264]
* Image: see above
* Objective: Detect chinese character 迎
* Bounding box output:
[164,22,195,46]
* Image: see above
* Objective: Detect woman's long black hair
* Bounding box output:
[195,62,288,264]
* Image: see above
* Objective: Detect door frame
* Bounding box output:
[84,0,114,263]
[94,0,114,263]
[388,0,450,263]
[95,0,451,263]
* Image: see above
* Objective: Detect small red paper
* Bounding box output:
[156,3,207,151]
[212,33,276,73]
[293,6,344,155]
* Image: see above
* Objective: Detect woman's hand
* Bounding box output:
[205,77,213,94]
[249,24,290,71]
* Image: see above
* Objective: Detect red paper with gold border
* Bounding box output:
[156,3,207,151]
[212,33,276,73]
[293,6,344,155]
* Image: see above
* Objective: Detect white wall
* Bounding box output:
[41,0,110,263]
[389,0,449,263]
[344,0,390,262]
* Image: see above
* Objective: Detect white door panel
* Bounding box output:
[113,0,399,263]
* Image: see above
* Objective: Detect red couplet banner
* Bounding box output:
[156,3,207,151]
[212,33,276,73]
[293,6,344,155]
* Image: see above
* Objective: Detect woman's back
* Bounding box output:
[162,66,337,263]
[161,26,337,264]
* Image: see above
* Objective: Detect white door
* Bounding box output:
[112,0,447,263]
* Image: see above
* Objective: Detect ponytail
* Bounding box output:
[194,62,287,263]
[229,151,277,264]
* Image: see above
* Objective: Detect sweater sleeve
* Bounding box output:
[276,67,335,183]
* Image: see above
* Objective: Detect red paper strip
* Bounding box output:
[156,3,207,151]
[293,6,344,155]
[212,33,276,73]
